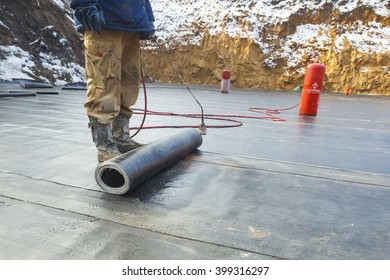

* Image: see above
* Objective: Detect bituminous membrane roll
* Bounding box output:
[95,129,203,195]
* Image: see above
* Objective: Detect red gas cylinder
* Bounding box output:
[221,70,231,93]
[299,63,326,116]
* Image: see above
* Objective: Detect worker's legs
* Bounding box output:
[112,32,143,153]
[83,30,143,161]
[119,32,141,118]
[83,30,123,162]
[84,29,124,124]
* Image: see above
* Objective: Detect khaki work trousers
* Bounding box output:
[83,30,140,125]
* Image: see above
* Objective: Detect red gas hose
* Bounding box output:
[129,70,300,137]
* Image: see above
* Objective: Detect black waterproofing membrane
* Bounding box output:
[1,84,390,260]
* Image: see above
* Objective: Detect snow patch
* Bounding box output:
[0,20,10,30]
[151,0,390,49]
[0,45,36,80]
[0,45,84,84]
[334,21,390,54]
[39,52,85,85]
[150,0,390,72]
[50,0,65,10]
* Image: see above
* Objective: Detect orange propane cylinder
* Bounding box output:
[299,63,326,116]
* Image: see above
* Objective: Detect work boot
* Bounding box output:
[89,117,121,163]
[112,113,143,153]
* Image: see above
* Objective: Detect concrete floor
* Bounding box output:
[0,83,389,260]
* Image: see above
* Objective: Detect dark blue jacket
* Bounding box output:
[69,0,155,37]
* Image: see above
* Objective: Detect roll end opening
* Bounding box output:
[100,168,126,189]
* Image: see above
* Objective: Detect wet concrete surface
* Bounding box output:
[0,83,390,259]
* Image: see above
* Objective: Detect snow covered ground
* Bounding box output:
[0,0,389,84]
[0,46,36,81]
[0,37,84,85]
[151,0,390,58]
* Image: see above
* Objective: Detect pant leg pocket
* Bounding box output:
[84,40,115,89]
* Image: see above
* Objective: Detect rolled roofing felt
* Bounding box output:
[8,90,59,95]
[95,129,203,195]
[0,91,37,97]
[12,78,38,83]
[64,82,87,87]
[36,91,59,95]
[20,81,53,89]
[61,86,87,90]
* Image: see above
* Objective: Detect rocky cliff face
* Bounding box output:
[143,0,390,95]
[0,0,84,84]
[0,0,389,95]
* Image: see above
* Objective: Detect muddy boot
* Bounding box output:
[89,117,121,163]
[112,113,143,153]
